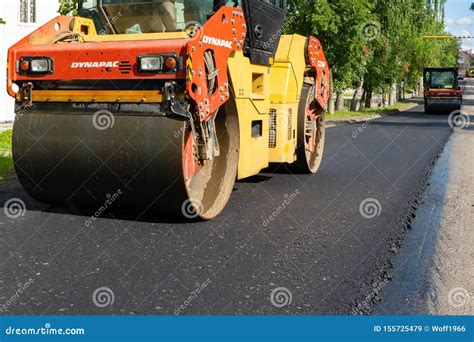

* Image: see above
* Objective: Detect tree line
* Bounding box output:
[2,0,465,113]
[285,0,461,113]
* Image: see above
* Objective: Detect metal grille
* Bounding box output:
[269,109,277,148]
[288,108,293,140]
[119,61,133,74]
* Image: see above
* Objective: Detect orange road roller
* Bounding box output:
[423,67,462,114]
[7,0,330,220]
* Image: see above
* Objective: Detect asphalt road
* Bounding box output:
[0,101,454,315]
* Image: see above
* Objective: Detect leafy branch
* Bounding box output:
[58,0,79,15]
[286,0,459,112]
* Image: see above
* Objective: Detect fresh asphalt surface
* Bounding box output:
[0,102,454,315]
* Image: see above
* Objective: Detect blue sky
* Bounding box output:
[445,0,474,50]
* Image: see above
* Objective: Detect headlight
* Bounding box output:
[31,59,50,72]
[138,55,180,73]
[18,57,53,75]
[139,56,162,72]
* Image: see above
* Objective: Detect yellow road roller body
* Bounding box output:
[7,1,330,219]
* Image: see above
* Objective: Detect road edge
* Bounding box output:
[326,102,419,129]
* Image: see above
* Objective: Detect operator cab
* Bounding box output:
[78,0,216,34]
[424,68,459,90]
[78,0,286,65]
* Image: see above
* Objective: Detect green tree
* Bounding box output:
[352,0,458,108]
[0,18,6,24]
[286,0,374,112]
[363,0,427,106]
[427,0,446,23]
[58,0,78,15]
[286,0,459,112]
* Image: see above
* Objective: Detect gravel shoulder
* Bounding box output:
[427,128,474,315]
[427,81,474,315]
[374,80,474,315]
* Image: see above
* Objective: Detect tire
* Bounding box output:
[424,98,431,114]
[424,98,434,114]
[290,84,326,174]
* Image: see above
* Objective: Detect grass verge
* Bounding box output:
[0,129,14,180]
[329,101,414,120]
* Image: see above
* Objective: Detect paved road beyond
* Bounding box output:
[0,100,455,315]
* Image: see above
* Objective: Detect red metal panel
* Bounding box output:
[10,39,188,82]
[185,6,247,122]
[307,36,330,112]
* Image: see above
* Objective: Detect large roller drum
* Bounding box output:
[12,101,239,220]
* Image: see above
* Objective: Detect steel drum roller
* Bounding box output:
[12,103,239,219]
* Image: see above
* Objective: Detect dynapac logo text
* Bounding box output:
[71,61,120,68]
[203,36,233,49]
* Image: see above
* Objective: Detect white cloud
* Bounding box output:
[461,41,474,50]
[450,28,471,37]
[457,16,472,26]
[445,17,455,26]
[446,25,472,48]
